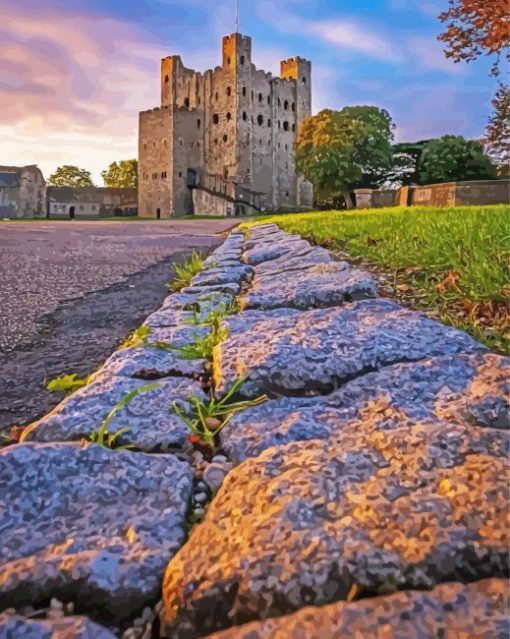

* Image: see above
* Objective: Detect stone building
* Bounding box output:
[47,187,137,218]
[138,33,313,218]
[0,165,46,219]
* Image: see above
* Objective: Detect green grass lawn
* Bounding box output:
[250,205,510,353]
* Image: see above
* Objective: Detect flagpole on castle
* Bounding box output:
[236,0,240,33]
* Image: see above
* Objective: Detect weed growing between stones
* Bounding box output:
[168,252,204,292]
[46,373,90,396]
[173,378,267,448]
[175,312,229,360]
[184,300,241,327]
[88,383,160,449]
[120,325,173,351]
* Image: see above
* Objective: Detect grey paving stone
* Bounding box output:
[0,613,117,639]
[143,308,195,329]
[181,282,241,296]
[215,299,485,398]
[161,423,508,636]
[242,262,376,310]
[242,238,313,266]
[220,352,510,463]
[22,375,205,452]
[207,579,510,639]
[191,265,253,288]
[253,246,333,277]
[161,290,234,314]
[0,443,193,620]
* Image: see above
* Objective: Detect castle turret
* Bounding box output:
[280,57,312,126]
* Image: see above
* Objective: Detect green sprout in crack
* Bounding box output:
[184,300,241,327]
[89,383,160,450]
[168,251,204,292]
[120,325,173,352]
[46,373,90,396]
[173,378,267,448]
[175,312,230,360]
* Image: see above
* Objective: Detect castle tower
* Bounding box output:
[138,33,313,217]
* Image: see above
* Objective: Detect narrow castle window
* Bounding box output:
[179,138,183,146]
[292,124,295,131]
[302,76,307,84]
[240,55,245,65]
[214,138,218,145]
[213,114,219,124]
[179,171,182,177]
[278,98,281,107]
[242,111,247,121]
[197,118,201,128]
[184,97,189,108]
[164,75,169,83]
[284,100,289,110]
[251,90,254,100]
[258,93,262,102]
[278,120,281,128]
[215,91,219,100]
[242,87,246,97]
[227,87,232,96]
[283,121,289,131]
[144,144,147,150]
[257,114,263,126]
[227,112,232,120]
[227,57,231,65]
[198,96,201,105]
[267,119,271,127]
[286,191,289,197]
[267,95,270,105]
[223,134,228,142]
[292,102,296,111]
[285,144,288,150]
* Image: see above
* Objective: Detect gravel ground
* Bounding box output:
[0,219,235,431]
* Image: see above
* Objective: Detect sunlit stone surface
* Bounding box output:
[0,612,117,639]
[161,422,508,636]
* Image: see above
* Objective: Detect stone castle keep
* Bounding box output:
[138,33,313,217]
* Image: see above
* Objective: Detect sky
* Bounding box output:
[0,0,498,184]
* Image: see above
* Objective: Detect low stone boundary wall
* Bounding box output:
[355,179,510,208]
[0,224,508,638]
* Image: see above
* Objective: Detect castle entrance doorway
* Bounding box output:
[69,206,75,220]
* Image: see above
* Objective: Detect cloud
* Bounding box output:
[310,20,401,62]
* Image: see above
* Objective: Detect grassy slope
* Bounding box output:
[251,205,510,353]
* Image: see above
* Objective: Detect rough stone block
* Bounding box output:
[181,282,241,296]
[161,423,508,636]
[0,613,117,639]
[242,238,313,266]
[242,262,376,310]
[207,579,510,639]
[221,352,510,463]
[0,443,193,620]
[23,375,205,452]
[254,246,333,277]
[214,299,485,398]
[192,265,253,288]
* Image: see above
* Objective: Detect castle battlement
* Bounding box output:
[138,32,313,218]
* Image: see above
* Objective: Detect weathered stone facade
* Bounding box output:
[0,165,46,219]
[138,33,313,217]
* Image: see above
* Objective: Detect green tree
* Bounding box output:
[101,159,138,189]
[48,165,94,187]
[296,107,394,208]
[418,135,497,184]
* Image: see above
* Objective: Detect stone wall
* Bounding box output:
[0,165,46,218]
[356,180,509,209]
[192,187,259,217]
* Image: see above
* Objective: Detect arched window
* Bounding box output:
[240,55,245,65]
[284,100,289,110]
[267,95,270,105]
[215,91,219,100]
[292,102,295,111]
[257,114,263,126]
[197,118,201,129]
[242,111,247,121]
[227,57,231,65]
[164,75,169,83]
[283,121,289,131]
[223,134,228,142]
[184,97,189,108]
[302,76,307,84]
[292,123,295,132]
[242,87,247,97]
[227,87,232,96]
[213,114,219,124]
[278,98,281,107]
[258,92,262,102]
[267,118,271,127]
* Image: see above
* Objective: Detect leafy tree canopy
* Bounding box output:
[101,159,138,189]
[48,165,94,187]
[296,106,394,207]
[418,135,497,185]
[438,0,509,77]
